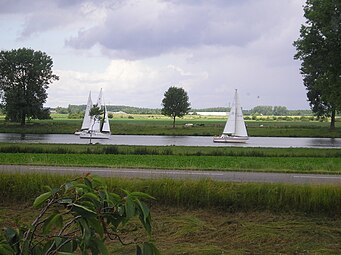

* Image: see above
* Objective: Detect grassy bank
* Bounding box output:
[1,143,341,157]
[0,115,340,137]
[2,173,341,214]
[1,153,341,174]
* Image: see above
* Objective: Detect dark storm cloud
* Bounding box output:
[66,0,265,59]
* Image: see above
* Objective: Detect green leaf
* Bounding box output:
[81,192,100,203]
[143,242,160,255]
[93,238,109,255]
[42,213,63,234]
[130,192,155,200]
[136,200,150,224]
[0,244,15,255]
[4,228,17,242]
[64,181,74,191]
[57,252,74,255]
[87,217,104,238]
[72,204,96,216]
[125,196,135,219]
[33,191,52,208]
[84,177,92,188]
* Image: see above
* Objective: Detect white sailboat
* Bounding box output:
[79,89,111,139]
[213,89,248,143]
[74,91,93,135]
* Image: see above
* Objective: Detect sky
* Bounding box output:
[0,0,309,110]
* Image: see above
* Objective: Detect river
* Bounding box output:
[0,133,340,148]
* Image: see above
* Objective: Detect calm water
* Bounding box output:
[0,133,340,148]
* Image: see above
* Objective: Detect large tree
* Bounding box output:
[293,0,341,129]
[0,48,59,125]
[161,86,191,128]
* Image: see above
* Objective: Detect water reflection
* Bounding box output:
[0,133,340,148]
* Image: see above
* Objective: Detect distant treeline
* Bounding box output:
[55,105,314,116]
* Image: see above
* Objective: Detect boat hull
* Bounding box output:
[79,132,111,139]
[213,135,248,143]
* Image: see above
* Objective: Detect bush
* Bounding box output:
[0,175,159,255]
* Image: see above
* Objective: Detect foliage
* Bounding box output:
[0,174,159,255]
[250,106,289,116]
[161,86,191,128]
[0,48,59,125]
[294,0,341,129]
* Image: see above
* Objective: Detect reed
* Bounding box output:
[0,143,340,158]
[1,173,341,215]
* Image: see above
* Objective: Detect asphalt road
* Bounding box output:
[1,165,341,185]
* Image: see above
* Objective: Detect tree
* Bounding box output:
[0,174,159,255]
[293,0,341,129]
[0,48,59,126]
[273,106,288,116]
[161,86,191,128]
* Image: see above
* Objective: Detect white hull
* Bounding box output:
[79,131,111,139]
[213,135,248,143]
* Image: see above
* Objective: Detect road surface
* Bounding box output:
[1,165,341,184]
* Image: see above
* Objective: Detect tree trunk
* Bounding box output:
[330,109,336,130]
[173,116,176,128]
[20,113,26,126]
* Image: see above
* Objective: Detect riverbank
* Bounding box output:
[0,115,340,137]
[0,143,340,174]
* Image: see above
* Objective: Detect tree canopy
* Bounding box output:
[293,0,341,129]
[0,48,59,125]
[161,86,191,128]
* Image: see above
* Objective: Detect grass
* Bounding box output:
[2,173,341,214]
[2,173,341,253]
[2,204,341,254]
[0,152,340,174]
[0,114,340,137]
[1,143,341,157]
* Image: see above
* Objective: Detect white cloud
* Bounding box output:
[1,0,310,109]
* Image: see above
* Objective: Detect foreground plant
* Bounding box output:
[0,174,159,255]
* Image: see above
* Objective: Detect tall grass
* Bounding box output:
[1,173,341,215]
[0,143,340,158]
[1,153,340,173]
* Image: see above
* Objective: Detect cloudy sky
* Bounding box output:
[0,0,309,110]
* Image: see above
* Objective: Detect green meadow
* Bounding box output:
[0,113,340,137]
[0,143,341,174]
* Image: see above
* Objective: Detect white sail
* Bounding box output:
[90,89,103,132]
[234,91,248,137]
[223,94,236,135]
[80,91,93,131]
[101,104,111,133]
[80,88,111,139]
[213,89,248,143]
[222,89,247,137]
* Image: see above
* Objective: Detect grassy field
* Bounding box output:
[2,204,341,254]
[2,174,341,254]
[0,113,340,137]
[0,143,341,174]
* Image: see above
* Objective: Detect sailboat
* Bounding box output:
[213,89,248,143]
[74,91,93,135]
[79,89,111,139]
